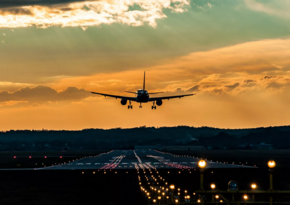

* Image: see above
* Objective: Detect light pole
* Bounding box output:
[210,184,216,202]
[198,160,206,191]
[170,184,175,203]
[251,183,257,202]
[268,160,276,205]
[198,160,206,205]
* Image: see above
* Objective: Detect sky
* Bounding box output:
[0,0,290,130]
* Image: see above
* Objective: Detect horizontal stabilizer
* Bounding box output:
[125,91,137,94]
[148,92,164,94]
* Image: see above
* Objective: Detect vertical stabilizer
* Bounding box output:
[143,71,145,90]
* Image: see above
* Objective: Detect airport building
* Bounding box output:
[134,145,205,151]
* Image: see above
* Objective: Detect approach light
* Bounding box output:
[170,185,175,190]
[198,160,206,168]
[210,184,216,189]
[251,183,257,189]
[215,195,219,199]
[243,195,248,200]
[268,160,276,168]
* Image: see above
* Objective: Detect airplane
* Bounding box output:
[91,72,195,109]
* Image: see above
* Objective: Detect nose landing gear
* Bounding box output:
[139,103,142,108]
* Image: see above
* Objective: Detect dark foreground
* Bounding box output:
[0,150,289,205]
[0,168,290,205]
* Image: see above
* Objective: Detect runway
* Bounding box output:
[40,149,255,170]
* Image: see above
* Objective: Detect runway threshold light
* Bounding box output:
[198,160,206,168]
[268,160,276,168]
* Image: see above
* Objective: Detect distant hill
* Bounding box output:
[0,126,290,151]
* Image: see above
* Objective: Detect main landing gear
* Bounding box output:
[128,101,132,109]
[151,101,156,110]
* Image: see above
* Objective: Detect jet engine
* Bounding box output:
[156,99,163,106]
[121,99,127,105]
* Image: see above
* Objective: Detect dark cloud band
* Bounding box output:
[0,0,93,8]
[0,86,91,103]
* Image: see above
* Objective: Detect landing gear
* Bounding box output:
[151,101,156,110]
[128,101,133,109]
[139,103,142,108]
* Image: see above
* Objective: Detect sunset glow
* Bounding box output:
[1,0,290,130]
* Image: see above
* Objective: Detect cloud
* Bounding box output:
[225,82,240,90]
[0,86,91,103]
[266,82,283,89]
[45,37,290,97]
[244,0,290,18]
[0,0,190,28]
[187,85,199,92]
[261,75,279,80]
[243,79,256,84]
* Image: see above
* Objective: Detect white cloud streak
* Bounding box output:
[0,0,190,28]
[244,0,290,18]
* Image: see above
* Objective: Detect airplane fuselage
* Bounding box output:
[136,89,149,102]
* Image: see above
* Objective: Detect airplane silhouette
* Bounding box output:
[91,72,195,109]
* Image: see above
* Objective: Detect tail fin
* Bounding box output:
[143,71,145,90]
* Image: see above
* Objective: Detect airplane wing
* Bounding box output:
[91,92,138,101]
[148,94,195,101]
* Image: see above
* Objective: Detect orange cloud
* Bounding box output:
[48,37,290,96]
